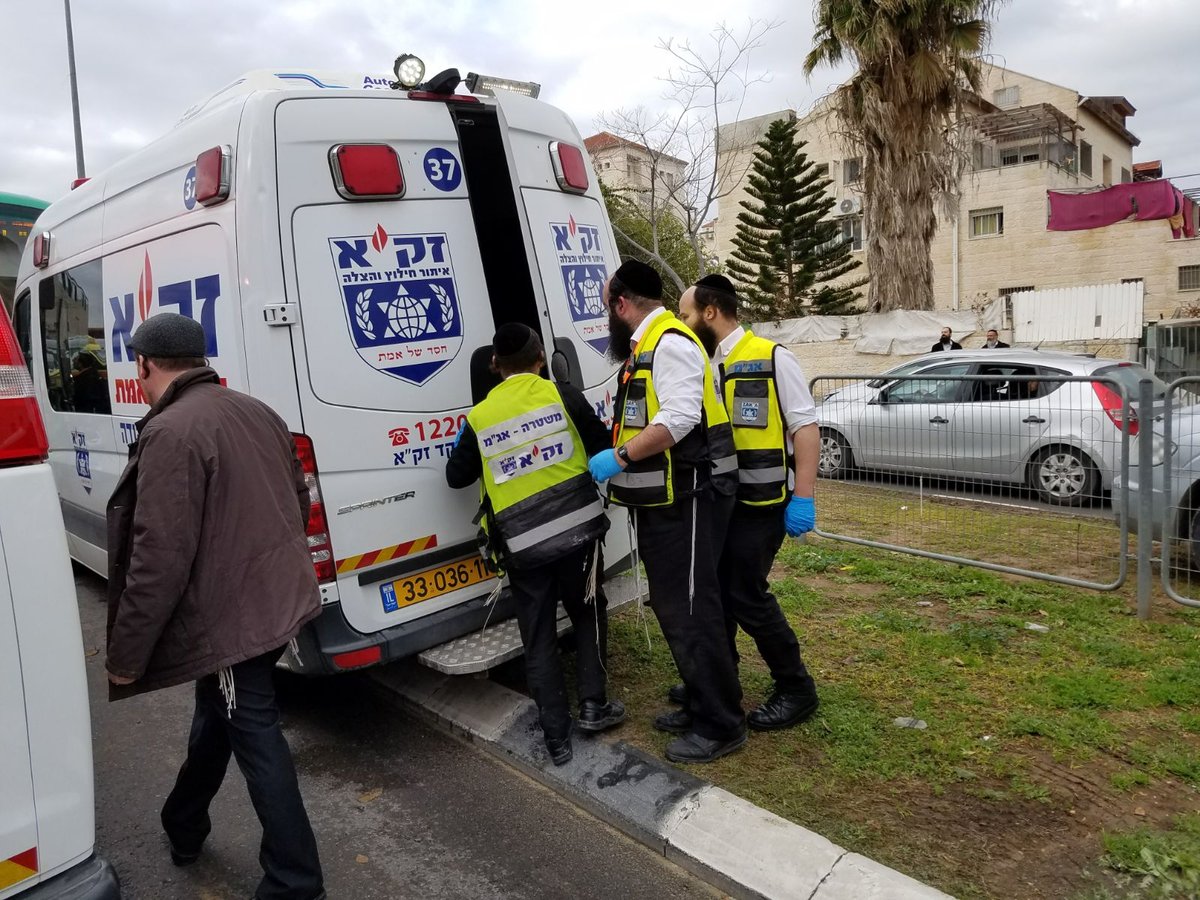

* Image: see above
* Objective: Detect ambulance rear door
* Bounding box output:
[275,94,500,638]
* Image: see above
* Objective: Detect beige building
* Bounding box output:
[715,66,1200,329]
[584,131,687,212]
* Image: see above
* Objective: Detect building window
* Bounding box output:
[1121,167,1132,184]
[1102,155,1113,186]
[840,215,863,251]
[970,207,1005,238]
[843,157,862,184]
[814,163,830,180]
[1080,141,1093,177]
[992,85,1020,108]
[1180,266,1200,292]
[38,259,111,415]
[627,155,643,179]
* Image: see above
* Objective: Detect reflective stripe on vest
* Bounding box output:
[609,311,735,508]
[722,330,789,506]
[467,374,607,568]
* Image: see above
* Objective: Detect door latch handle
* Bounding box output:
[929,416,949,424]
[1022,416,1046,424]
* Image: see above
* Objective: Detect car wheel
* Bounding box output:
[819,429,853,479]
[1187,508,1200,573]
[1028,446,1098,506]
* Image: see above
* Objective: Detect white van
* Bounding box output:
[0,303,120,898]
[11,63,627,675]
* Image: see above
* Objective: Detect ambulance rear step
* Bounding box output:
[418,571,642,675]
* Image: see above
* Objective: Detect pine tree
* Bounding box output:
[727,118,866,319]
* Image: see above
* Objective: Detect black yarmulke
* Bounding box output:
[696,273,736,295]
[613,260,662,300]
[492,323,537,357]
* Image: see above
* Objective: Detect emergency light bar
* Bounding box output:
[464,72,541,99]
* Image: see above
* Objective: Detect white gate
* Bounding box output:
[1012,281,1144,344]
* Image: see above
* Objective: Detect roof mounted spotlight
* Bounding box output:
[391,53,425,90]
[417,68,462,96]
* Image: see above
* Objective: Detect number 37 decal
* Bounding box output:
[423,148,462,192]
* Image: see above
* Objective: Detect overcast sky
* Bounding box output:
[3,0,1197,209]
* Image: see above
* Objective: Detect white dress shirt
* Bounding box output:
[628,307,705,443]
[713,326,818,436]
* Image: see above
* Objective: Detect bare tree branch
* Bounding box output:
[594,18,781,282]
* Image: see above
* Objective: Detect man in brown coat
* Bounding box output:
[106,313,324,900]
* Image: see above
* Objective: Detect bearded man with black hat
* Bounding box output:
[588,260,748,764]
[679,275,821,731]
[105,313,325,900]
[446,323,623,766]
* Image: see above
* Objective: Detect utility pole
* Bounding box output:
[63,0,86,179]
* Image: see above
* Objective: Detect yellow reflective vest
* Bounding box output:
[609,311,737,508]
[467,374,607,569]
[721,330,790,506]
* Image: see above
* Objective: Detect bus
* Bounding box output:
[1,192,49,312]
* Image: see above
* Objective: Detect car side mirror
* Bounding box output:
[872,390,889,406]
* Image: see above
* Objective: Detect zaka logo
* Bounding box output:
[109,252,222,362]
[593,389,614,427]
[550,218,609,356]
[329,226,464,385]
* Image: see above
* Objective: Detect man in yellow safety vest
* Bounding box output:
[446,324,623,765]
[679,274,821,730]
[588,260,747,764]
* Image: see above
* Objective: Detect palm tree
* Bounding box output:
[804,0,1005,312]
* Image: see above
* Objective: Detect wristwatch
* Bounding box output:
[616,444,632,464]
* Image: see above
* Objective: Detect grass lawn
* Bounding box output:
[603,481,1200,899]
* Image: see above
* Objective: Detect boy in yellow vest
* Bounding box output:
[446,324,623,765]
[678,274,821,730]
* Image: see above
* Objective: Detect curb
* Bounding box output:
[371,663,953,900]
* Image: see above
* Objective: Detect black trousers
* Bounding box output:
[637,489,745,741]
[510,543,608,740]
[160,647,323,900]
[717,501,815,696]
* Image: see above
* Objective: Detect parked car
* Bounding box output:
[817,349,1166,505]
[0,303,120,899]
[1113,403,1200,568]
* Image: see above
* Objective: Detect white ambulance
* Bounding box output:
[11,60,627,675]
[0,303,120,898]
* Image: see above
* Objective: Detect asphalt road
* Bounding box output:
[74,568,718,900]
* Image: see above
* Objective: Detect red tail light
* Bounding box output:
[407,90,479,104]
[292,434,336,583]
[549,141,588,193]
[195,145,232,207]
[1092,381,1138,435]
[332,646,382,670]
[0,304,49,466]
[329,144,405,199]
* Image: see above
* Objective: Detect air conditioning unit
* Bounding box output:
[837,197,862,216]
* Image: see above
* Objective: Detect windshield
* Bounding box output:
[868,359,933,389]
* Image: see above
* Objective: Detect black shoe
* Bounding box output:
[577,699,626,733]
[667,683,689,706]
[653,708,693,734]
[665,729,748,764]
[747,691,820,731]
[545,734,573,766]
[167,839,201,868]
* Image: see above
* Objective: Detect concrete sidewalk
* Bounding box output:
[372,663,953,900]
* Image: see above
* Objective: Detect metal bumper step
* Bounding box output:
[417,571,643,675]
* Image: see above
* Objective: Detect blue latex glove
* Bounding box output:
[452,427,464,449]
[785,495,815,537]
[588,449,623,483]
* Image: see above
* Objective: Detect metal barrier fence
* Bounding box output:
[1159,376,1200,609]
[809,371,1134,591]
